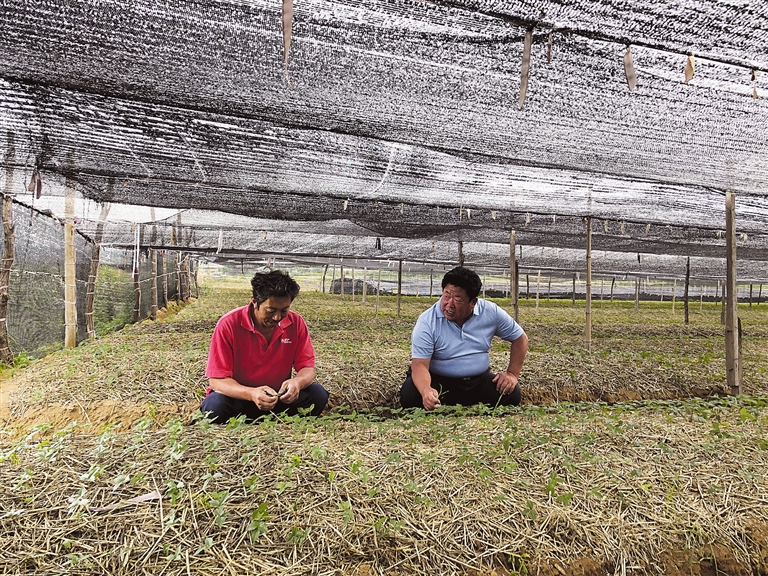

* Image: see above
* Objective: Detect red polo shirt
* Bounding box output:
[205,304,315,394]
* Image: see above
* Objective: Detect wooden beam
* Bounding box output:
[64,170,78,348]
[0,131,15,364]
[585,217,592,353]
[725,191,740,395]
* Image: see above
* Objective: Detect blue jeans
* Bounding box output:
[200,382,329,423]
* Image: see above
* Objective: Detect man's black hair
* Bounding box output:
[441,266,482,300]
[251,270,300,305]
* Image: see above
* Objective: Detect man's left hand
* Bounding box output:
[277,378,301,404]
[493,371,519,395]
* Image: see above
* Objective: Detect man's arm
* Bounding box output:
[277,366,317,404]
[208,377,279,411]
[492,333,529,394]
[411,357,441,410]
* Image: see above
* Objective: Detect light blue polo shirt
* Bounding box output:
[411,299,525,377]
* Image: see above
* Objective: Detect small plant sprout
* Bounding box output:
[248,502,269,543]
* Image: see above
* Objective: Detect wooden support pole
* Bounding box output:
[684,257,690,325]
[132,231,142,323]
[397,259,403,318]
[185,255,192,300]
[351,267,355,302]
[362,267,367,304]
[64,170,78,348]
[634,278,639,311]
[85,201,111,338]
[429,269,434,297]
[376,267,381,314]
[526,274,530,298]
[458,241,464,267]
[572,274,576,307]
[725,191,741,395]
[759,283,763,305]
[330,264,336,294]
[193,259,199,298]
[720,280,725,325]
[535,269,541,312]
[510,231,518,320]
[749,284,753,307]
[600,278,604,308]
[160,251,168,309]
[151,249,158,320]
[610,277,615,302]
[547,275,552,300]
[0,131,15,364]
[321,263,328,293]
[585,217,592,353]
[340,265,345,299]
[514,261,520,320]
[175,251,181,304]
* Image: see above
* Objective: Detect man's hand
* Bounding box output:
[276,378,302,404]
[421,387,441,411]
[252,386,280,411]
[493,371,519,395]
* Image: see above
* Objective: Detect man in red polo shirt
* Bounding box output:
[200,270,328,423]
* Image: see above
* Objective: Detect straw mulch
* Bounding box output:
[2,398,768,575]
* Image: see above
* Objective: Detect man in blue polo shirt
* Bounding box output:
[399,266,528,410]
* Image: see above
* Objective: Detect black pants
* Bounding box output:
[200,382,329,424]
[399,369,521,409]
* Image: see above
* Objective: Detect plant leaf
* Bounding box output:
[623,47,637,91]
[518,29,533,109]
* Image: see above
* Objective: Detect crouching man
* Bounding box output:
[400,266,528,411]
[201,270,328,423]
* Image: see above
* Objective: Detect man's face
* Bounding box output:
[440,284,475,323]
[252,296,292,329]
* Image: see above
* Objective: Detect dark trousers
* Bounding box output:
[200,382,329,424]
[399,369,521,409]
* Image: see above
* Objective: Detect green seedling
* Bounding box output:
[265,389,287,399]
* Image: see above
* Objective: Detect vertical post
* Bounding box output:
[483,273,487,299]
[362,267,367,304]
[64,169,78,348]
[634,278,639,312]
[397,259,403,318]
[610,277,615,302]
[85,200,111,339]
[572,274,576,307]
[458,241,464,267]
[321,263,328,293]
[720,279,725,325]
[0,131,15,364]
[749,284,753,307]
[193,258,199,298]
[175,251,181,304]
[376,267,381,314]
[600,278,604,308]
[340,265,345,299]
[547,275,551,300]
[510,231,518,320]
[585,217,592,353]
[351,268,355,301]
[132,230,142,323]
[725,191,740,395]
[526,274,530,298]
[684,257,690,325]
[535,269,541,312]
[758,283,763,305]
[429,269,434,297]
[331,264,336,294]
[161,250,168,309]
[151,249,158,319]
[514,261,519,320]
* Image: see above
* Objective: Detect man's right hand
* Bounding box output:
[252,386,280,411]
[421,387,441,411]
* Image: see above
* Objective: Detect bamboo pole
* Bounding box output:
[458,241,464,267]
[535,269,540,312]
[330,265,336,294]
[514,261,519,320]
[150,249,158,320]
[749,283,753,307]
[684,257,690,325]
[132,228,142,323]
[160,251,168,309]
[397,259,403,318]
[572,274,576,307]
[547,275,551,300]
[585,217,592,353]
[758,283,763,305]
[64,170,78,348]
[351,268,355,301]
[725,191,740,395]
[429,269,433,298]
[0,131,15,364]
[634,278,639,311]
[175,251,181,304]
[376,268,381,313]
[193,258,199,298]
[600,278,604,308]
[362,267,367,304]
[510,231,518,320]
[321,263,328,293]
[86,201,111,338]
[610,277,615,302]
[340,265,345,299]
